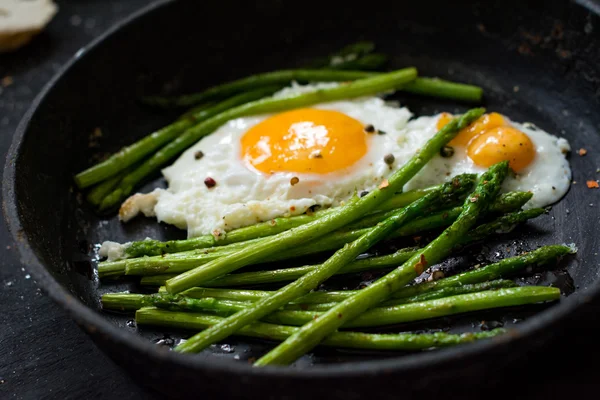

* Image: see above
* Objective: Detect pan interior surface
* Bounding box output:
[5,0,600,376]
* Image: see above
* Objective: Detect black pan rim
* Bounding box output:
[3,0,600,378]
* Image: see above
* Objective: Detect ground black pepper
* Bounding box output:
[364,124,375,134]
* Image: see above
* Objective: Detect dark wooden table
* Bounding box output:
[1,1,599,399]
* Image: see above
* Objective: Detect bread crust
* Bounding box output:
[0,0,58,52]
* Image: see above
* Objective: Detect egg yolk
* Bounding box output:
[241,108,367,174]
[438,112,536,171]
[437,112,506,147]
[468,126,535,171]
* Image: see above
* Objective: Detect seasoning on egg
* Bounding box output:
[377,129,387,135]
[309,150,323,159]
[383,153,395,165]
[363,124,376,134]
[204,177,216,188]
[440,146,455,158]
[290,177,300,186]
[194,151,204,160]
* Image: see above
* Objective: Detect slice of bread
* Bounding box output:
[0,0,58,53]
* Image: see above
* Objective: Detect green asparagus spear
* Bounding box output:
[147,75,481,110]
[135,308,507,351]
[259,287,560,328]
[254,161,508,366]
[165,108,483,295]
[106,279,516,313]
[86,169,129,206]
[125,286,558,330]
[173,175,473,353]
[101,293,224,312]
[403,78,483,103]
[143,69,374,108]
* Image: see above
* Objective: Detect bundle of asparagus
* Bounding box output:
[95,102,574,364]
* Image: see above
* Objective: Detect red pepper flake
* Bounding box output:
[414,254,427,275]
[290,177,300,186]
[378,179,389,189]
[290,206,296,212]
[587,180,599,189]
[578,148,588,156]
[204,177,217,188]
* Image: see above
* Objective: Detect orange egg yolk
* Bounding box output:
[467,126,535,172]
[437,112,535,172]
[240,108,367,174]
[437,112,506,147]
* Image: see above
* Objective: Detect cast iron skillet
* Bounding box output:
[4,0,600,397]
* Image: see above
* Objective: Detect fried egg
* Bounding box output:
[120,83,413,238]
[120,84,571,238]
[402,112,571,208]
